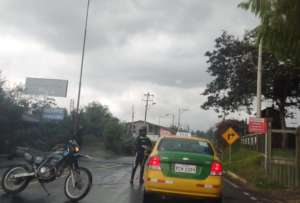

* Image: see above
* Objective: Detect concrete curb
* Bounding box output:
[225,170,248,185]
[225,171,300,203]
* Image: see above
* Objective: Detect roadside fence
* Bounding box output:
[241,126,300,188]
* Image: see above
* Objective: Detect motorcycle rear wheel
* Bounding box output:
[1,166,31,194]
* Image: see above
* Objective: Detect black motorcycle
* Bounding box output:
[1,140,92,202]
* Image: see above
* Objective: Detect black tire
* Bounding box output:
[143,190,157,203]
[214,197,223,203]
[64,167,93,202]
[1,166,31,194]
[211,196,223,203]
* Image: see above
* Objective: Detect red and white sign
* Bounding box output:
[160,128,174,136]
[248,117,268,134]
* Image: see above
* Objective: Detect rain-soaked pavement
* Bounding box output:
[0,156,275,203]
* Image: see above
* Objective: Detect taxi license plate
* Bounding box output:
[174,164,196,174]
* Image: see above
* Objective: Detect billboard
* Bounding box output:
[25,77,68,97]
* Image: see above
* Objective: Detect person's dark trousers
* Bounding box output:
[139,155,149,183]
[130,153,144,183]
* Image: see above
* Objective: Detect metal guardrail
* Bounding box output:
[271,129,296,134]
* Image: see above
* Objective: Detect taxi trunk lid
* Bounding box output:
[158,151,213,180]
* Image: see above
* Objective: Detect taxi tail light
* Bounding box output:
[210,161,222,176]
[148,155,161,170]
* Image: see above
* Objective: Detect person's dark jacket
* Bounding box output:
[135,135,152,155]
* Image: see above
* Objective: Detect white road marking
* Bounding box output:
[224,178,240,189]
[243,192,250,196]
[250,196,257,201]
[96,164,123,169]
[225,179,261,202]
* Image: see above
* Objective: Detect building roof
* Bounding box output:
[127,120,176,133]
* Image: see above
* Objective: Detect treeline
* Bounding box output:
[79,102,134,154]
[0,73,134,155]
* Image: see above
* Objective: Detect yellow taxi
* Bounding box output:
[143,136,223,203]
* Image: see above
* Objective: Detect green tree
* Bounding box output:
[81,102,112,137]
[0,74,25,153]
[80,102,134,154]
[0,75,24,134]
[103,118,124,153]
[239,0,300,64]
[201,32,300,147]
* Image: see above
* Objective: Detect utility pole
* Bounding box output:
[178,108,189,130]
[70,99,74,113]
[171,113,175,127]
[75,0,91,137]
[178,108,180,128]
[70,99,75,124]
[143,92,155,123]
[257,38,268,171]
[131,105,135,123]
[163,113,175,127]
[256,39,263,118]
[131,105,135,135]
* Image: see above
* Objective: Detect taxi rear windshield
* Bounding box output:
[158,138,213,155]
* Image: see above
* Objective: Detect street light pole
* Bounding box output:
[75,0,91,136]
[256,38,263,118]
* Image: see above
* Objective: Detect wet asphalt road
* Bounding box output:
[0,156,275,203]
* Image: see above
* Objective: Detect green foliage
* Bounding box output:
[104,120,135,154]
[0,71,133,155]
[271,148,295,158]
[192,129,216,142]
[0,74,25,142]
[239,0,300,65]
[223,145,285,189]
[80,102,134,154]
[202,31,300,119]
[80,102,112,137]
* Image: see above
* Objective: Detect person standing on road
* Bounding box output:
[130,126,152,184]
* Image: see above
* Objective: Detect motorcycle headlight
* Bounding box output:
[74,146,80,153]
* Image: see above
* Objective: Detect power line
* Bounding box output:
[178,107,189,130]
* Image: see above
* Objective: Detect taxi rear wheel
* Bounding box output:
[143,191,156,203]
[210,196,223,203]
[215,199,222,203]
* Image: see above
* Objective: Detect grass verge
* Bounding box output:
[222,144,285,189]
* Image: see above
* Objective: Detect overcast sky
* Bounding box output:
[0,0,260,130]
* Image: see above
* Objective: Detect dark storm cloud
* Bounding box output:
[0,0,212,53]
[0,0,259,129]
[0,0,258,90]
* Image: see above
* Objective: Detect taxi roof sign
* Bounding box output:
[222,127,240,145]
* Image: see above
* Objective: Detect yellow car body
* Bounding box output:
[144,136,223,201]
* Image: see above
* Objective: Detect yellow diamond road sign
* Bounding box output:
[222,127,240,145]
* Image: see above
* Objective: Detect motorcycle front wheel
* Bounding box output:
[1,166,31,194]
[64,167,92,201]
